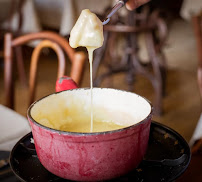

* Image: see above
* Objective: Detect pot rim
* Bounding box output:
[27,87,153,136]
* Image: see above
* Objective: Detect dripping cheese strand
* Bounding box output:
[69,9,104,132]
[87,48,94,132]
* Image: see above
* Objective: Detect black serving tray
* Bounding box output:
[9,121,191,182]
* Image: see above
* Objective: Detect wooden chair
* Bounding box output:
[93,8,167,115]
[0,0,26,79]
[4,31,86,110]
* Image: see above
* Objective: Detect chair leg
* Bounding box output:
[126,56,136,92]
[153,79,163,115]
[94,70,113,87]
[93,31,109,81]
[160,55,167,97]
[15,46,27,87]
[146,32,164,115]
[4,33,14,109]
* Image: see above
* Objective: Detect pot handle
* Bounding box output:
[55,76,78,92]
[142,154,188,167]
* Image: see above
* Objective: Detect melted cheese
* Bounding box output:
[69,9,104,132]
[69,9,104,49]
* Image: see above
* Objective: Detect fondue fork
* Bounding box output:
[102,0,128,25]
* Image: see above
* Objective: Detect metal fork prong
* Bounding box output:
[102,0,126,25]
[102,18,110,25]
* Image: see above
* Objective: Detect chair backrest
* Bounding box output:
[4,31,86,110]
[29,39,66,106]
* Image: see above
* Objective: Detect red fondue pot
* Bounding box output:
[27,88,152,181]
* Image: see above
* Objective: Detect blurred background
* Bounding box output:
[0,0,201,181]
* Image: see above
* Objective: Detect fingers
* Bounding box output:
[126,0,150,10]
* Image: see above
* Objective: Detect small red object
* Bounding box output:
[55,76,78,92]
